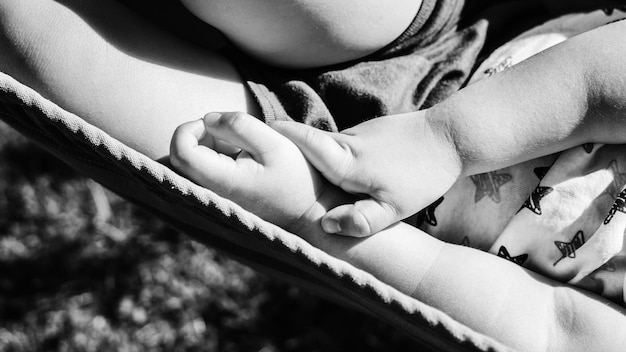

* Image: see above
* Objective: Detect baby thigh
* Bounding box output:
[0,0,258,160]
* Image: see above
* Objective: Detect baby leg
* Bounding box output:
[0,0,258,160]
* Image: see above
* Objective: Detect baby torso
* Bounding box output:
[179,0,423,68]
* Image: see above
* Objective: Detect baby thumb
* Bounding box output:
[322,199,398,237]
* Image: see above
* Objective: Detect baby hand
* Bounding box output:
[170,112,334,233]
[272,110,462,237]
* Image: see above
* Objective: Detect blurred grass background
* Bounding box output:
[0,120,422,351]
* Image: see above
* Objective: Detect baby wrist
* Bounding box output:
[423,108,465,180]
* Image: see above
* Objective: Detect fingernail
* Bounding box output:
[322,218,342,234]
[204,112,221,126]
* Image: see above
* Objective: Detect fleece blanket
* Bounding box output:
[0,73,509,352]
[0,70,510,351]
[0,9,622,352]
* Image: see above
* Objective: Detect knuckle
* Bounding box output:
[336,141,356,179]
[349,207,372,237]
[171,123,189,139]
[379,200,399,220]
[169,151,185,171]
[169,140,195,172]
[221,111,249,132]
[169,147,191,170]
[169,131,186,165]
[302,127,321,147]
[336,172,365,195]
[320,139,354,187]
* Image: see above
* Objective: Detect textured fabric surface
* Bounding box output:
[229,0,485,131]
[226,0,552,133]
[416,10,626,306]
[224,0,626,306]
[0,73,510,351]
[2,7,625,352]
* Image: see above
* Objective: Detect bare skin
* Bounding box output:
[273,17,626,237]
[171,111,626,352]
[1,1,626,350]
[0,0,256,159]
[178,0,422,68]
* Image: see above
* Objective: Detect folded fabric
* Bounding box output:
[0,72,509,351]
[493,144,626,304]
[1,9,624,352]
[419,10,626,305]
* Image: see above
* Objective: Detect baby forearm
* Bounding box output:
[420,241,626,352]
[429,19,626,176]
[304,217,626,351]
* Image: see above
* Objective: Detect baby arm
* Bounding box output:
[274,18,626,237]
[170,112,626,351]
[0,0,256,160]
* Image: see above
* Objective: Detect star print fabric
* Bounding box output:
[474,12,626,304]
[490,145,626,304]
[414,10,626,305]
